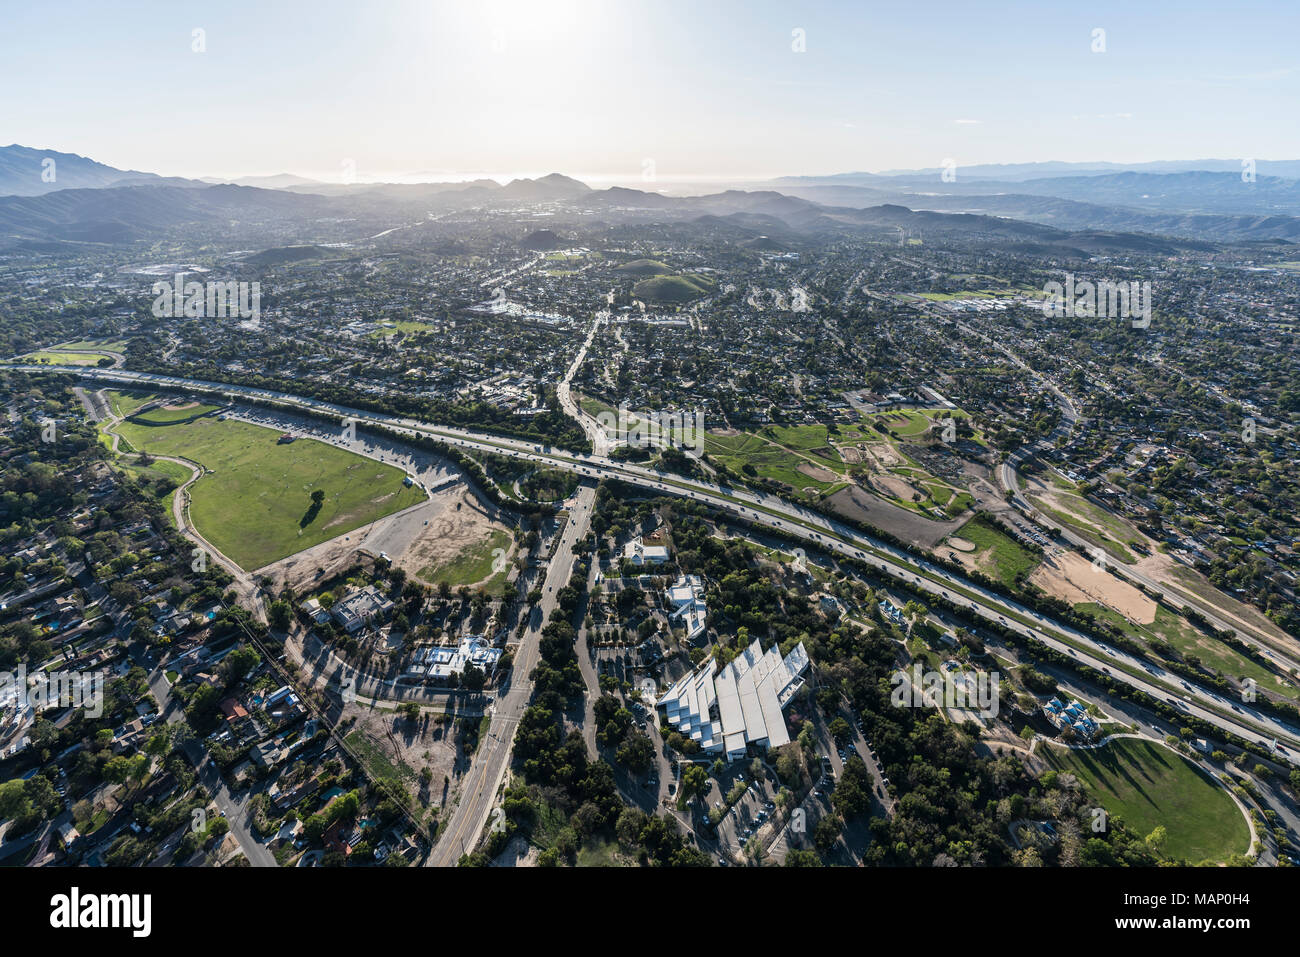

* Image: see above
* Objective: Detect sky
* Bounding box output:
[4,0,1300,184]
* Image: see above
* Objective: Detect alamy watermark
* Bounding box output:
[595,403,705,457]
[1041,273,1151,328]
[151,273,260,325]
[890,663,1000,720]
[1,666,104,718]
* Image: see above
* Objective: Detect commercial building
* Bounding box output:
[403,635,503,684]
[655,638,809,761]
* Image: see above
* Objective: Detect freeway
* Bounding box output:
[19,363,1300,766]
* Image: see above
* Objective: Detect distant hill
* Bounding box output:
[779,159,1300,184]
[0,144,188,196]
[0,183,333,244]
[632,273,715,303]
[7,144,1300,249]
[203,173,326,190]
[614,259,671,276]
[501,173,591,202]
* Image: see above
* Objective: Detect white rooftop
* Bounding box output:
[656,638,808,760]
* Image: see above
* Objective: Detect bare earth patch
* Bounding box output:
[1030,549,1157,624]
[342,699,465,813]
[401,490,513,587]
[865,443,903,469]
[869,473,920,501]
[826,484,963,549]
[946,536,977,552]
[797,461,838,482]
[257,484,474,590]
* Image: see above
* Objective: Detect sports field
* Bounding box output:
[1039,737,1249,863]
[111,409,426,570]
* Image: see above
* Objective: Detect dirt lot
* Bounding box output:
[1030,548,1157,624]
[341,699,475,814]
[797,461,839,482]
[400,489,514,587]
[826,484,963,549]
[869,472,920,501]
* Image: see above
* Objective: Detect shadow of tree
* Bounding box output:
[300,502,322,529]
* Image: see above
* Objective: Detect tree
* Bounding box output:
[460,663,486,693]
[814,814,842,853]
[678,764,708,809]
[1144,825,1168,855]
[103,756,133,787]
[616,732,655,773]
[311,489,325,506]
[268,600,293,631]
[785,848,822,867]
[831,756,873,819]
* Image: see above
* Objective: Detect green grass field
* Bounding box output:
[419,527,511,590]
[367,320,436,341]
[54,338,130,352]
[21,351,114,366]
[110,411,426,570]
[1039,737,1249,863]
[704,430,845,497]
[952,516,1038,587]
[107,390,161,419]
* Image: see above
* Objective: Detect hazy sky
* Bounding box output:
[5,0,1299,183]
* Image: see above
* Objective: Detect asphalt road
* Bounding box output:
[424,481,597,865]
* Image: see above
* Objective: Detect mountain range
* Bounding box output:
[3,144,1300,249]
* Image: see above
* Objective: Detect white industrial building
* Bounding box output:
[655,639,809,761]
